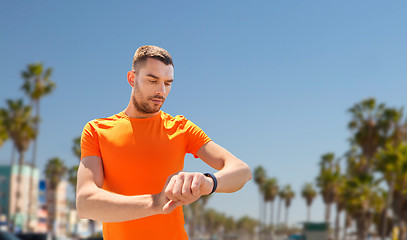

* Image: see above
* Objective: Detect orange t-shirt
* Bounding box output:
[80,111,212,240]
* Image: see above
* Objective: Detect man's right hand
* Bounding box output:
[154,171,214,214]
[153,172,183,214]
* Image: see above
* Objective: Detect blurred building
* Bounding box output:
[303,222,329,240]
[46,179,68,237]
[68,208,103,238]
[0,164,39,232]
[37,180,47,232]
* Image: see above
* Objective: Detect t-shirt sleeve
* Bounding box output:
[80,121,101,160]
[184,119,212,158]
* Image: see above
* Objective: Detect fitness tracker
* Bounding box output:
[203,173,218,195]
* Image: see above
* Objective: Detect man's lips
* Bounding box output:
[151,98,164,104]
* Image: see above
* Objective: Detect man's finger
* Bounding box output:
[182,174,193,196]
[191,175,201,197]
[165,176,178,202]
[172,175,186,202]
[163,200,182,214]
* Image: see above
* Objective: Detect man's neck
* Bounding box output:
[124,103,160,119]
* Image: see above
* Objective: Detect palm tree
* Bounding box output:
[348,98,386,174]
[223,216,236,239]
[183,193,212,238]
[72,136,81,159]
[254,166,267,239]
[348,100,406,239]
[381,108,405,146]
[375,107,406,240]
[44,157,67,238]
[316,153,340,224]
[0,112,8,147]
[301,182,317,222]
[0,110,13,165]
[202,208,225,239]
[282,185,295,229]
[377,143,407,239]
[263,177,278,238]
[0,99,37,232]
[70,137,81,202]
[185,201,201,238]
[276,189,285,230]
[237,215,258,240]
[334,175,346,240]
[68,166,78,198]
[21,63,56,232]
[70,136,81,237]
[341,172,384,240]
[71,135,97,236]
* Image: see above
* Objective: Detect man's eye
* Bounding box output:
[149,80,157,83]
[165,83,171,86]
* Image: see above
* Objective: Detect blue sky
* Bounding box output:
[1,1,407,226]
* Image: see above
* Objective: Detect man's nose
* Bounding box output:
[156,82,166,96]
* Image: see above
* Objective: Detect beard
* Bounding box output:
[132,81,165,114]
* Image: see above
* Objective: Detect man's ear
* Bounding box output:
[127,71,135,87]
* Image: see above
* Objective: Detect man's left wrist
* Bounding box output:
[203,173,217,195]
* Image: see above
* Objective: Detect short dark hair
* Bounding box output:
[132,45,174,73]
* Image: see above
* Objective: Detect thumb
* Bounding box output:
[163,200,183,214]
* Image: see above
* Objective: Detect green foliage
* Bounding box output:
[282,185,295,208]
[68,165,79,193]
[0,112,8,147]
[341,173,384,218]
[254,166,267,190]
[72,136,81,159]
[236,215,258,235]
[0,99,37,153]
[45,157,68,190]
[316,152,340,205]
[21,63,55,101]
[301,182,317,207]
[263,177,279,202]
[203,208,225,234]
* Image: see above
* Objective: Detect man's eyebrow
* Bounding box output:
[146,73,173,82]
[146,74,159,79]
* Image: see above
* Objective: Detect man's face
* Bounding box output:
[132,58,174,114]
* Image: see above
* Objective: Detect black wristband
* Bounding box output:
[203,173,217,195]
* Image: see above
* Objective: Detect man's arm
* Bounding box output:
[197,141,252,193]
[164,141,251,204]
[76,155,181,222]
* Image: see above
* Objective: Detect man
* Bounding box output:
[76,45,251,239]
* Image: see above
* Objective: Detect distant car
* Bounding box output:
[15,233,48,240]
[0,231,22,240]
[287,234,306,240]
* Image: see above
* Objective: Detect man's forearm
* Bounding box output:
[214,160,252,193]
[76,186,161,222]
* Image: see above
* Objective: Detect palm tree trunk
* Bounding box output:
[27,100,39,232]
[14,151,25,232]
[259,195,263,240]
[342,212,348,240]
[90,219,96,236]
[325,203,331,224]
[51,188,57,239]
[307,205,311,222]
[277,198,281,228]
[400,220,406,240]
[270,200,275,240]
[382,175,395,240]
[285,206,289,229]
[356,215,368,240]
[263,200,267,231]
[10,145,16,165]
[334,208,340,240]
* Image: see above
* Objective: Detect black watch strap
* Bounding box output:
[203,173,218,195]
